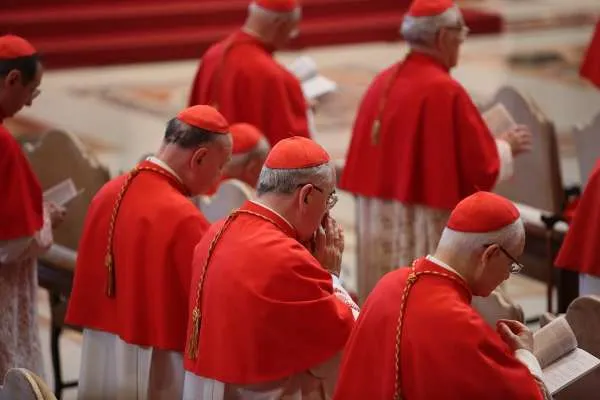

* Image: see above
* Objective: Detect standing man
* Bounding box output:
[581,20,600,88]
[555,160,600,295]
[197,122,270,222]
[0,34,65,378]
[66,106,232,398]
[189,0,312,145]
[183,137,358,399]
[340,0,532,302]
[333,192,551,400]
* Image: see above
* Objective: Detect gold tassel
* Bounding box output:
[187,307,202,359]
[371,119,381,145]
[105,253,115,298]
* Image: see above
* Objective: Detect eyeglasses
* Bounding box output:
[446,24,470,41]
[485,243,524,274]
[297,183,338,210]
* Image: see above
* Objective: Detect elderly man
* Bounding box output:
[556,160,600,295]
[581,21,600,88]
[0,35,65,378]
[339,0,533,303]
[189,0,313,145]
[66,106,232,399]
[198,122,270,222]
[333,192,551,400]
[183,137,359,399]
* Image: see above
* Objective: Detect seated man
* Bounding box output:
[183,137,359,399]
[197,122,269,222]
[333,192,551,400]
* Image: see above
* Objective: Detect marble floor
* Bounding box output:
[6,0,599,396]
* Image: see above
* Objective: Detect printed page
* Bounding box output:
[301,75,338,101]
[482,102,517,136]
[288,56,318,82]
[533,316,577,368]
[43,178,83,207]
[542,348,600,394]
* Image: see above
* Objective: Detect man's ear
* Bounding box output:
[4,70,21,87]
[481,244,499,266]
[191,147,208,166]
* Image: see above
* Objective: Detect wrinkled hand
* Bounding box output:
[497,319,534,353]
[498,125,533,156]
[312,215,344,277]
[46,202,67,228]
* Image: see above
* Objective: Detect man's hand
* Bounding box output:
[497,319,534,353]
[498,125,533,156]
[45,202,67,228]
[312,215,344,277]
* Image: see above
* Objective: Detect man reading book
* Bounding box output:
[333,192,551,400]
[188,0,312,145]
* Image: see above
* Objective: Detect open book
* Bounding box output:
[482,102,517,136]
[287,56,337,101]
[43,178,84,207]
[533,316,600,394]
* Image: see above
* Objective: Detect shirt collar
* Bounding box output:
[249,200,295,232]
[146,156,182,183]
[426,255,462,278]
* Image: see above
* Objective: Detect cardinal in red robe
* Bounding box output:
[183,137,358,399]
[188,0,312,146]
[334,192,551,400]
[581,21,600,89]
[196,122,270,222]
[0,35,66,379]
[555,160,600,295]
[339,0,533,303]
[65,105,233,398]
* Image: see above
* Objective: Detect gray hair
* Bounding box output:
[226,138,270,170]
[400,5,462,46]
[437,218,525,257]
[248,2,302,23]
[256,162,333,196]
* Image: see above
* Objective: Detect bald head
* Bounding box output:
[244,1,302,48]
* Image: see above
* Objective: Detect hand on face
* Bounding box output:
[311,214,344,277]
[497,319,534,353]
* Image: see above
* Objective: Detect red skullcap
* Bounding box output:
[265,136,330,169]
[407,0,455,17]
[177,105,229,134]
[447,192,520,233]
[230,123,264,154]
[0,35,37,60]
[255,0,299,13]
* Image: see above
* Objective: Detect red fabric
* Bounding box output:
[0,35,36,59]
[581,21,600,89]
[184,201,354,384]
[66,160,210,351]
[555,160,600,277]
[265,136,329,169]
[339,52,500,211]
[0,123,43,240]
[447,191,519,232]
[334,258,544,400]
[188,30,310,146]
[256,0,298,12]
[230,123,263,154]
[408,0,454,17]
[177,105,229,134]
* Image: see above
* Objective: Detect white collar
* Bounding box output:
[426,255,462,278]
[146,156,182,183]
[249,200,295,231]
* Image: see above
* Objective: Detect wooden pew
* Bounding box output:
[573,112,600,188]
[22,129,110,398]
[483,86,574,313]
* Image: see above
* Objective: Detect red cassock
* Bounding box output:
[184,201,354,384]
[555,160,600,277]
[188,30,310,146]
[339,52,500,211]
[66,160,210,352]
[0,122,43,240]
[581,21,600,89]
[333,258,543,400]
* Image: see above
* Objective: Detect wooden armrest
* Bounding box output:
[38,244,77,272]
